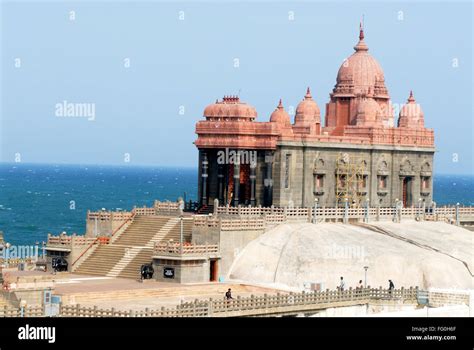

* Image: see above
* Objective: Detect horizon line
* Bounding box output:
[0,161,472,177]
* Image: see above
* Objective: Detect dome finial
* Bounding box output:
[278,98,283,108]
[359,21,364,41]
[408,90,415,102]
[354,18,369,52]
[305,87,312,98]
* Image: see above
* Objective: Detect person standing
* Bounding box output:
[339,276,345,291]
[356,280,363,296]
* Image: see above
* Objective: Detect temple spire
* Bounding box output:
[305,87,312,99]
[359,21,364,41]
[278,98,283,108]
[354,20,369,52]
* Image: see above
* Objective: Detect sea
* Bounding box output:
[0,163,472,246]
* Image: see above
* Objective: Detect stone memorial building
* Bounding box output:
[195,26,435,208]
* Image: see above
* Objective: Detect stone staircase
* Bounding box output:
[73,215,193,279]
[74,245,127,276]
[117,248,154,279]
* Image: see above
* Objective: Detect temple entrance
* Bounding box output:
[402,177,413,207]
[225,162,251,206]
[209,259,218,282]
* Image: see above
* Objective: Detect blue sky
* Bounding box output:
[1,1,472,174]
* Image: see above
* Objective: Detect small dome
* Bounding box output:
[355,96,383,126]
[334,27,388,98]
[294,87,321,124]
[203,96,257,121]
[270,99,291,126]
[398,91,424,128]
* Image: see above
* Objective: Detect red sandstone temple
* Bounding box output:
[195,26,435,209]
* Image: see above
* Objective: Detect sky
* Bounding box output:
[1,0,473,174]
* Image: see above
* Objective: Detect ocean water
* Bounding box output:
[0,163,197,246]
[0,163,472,246]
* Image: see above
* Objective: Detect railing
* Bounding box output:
[134,207,156,216]
[220,218,265,231]
[216,205,474,221]
[0,305,44,317]
[193,215,220,228]
[154,242,219,256]
[47,234,98,247]
[87,210,134,221]
[0,287,419,318]
[193,216,266,231]
[154,200,180,213]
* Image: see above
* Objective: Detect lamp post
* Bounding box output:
[364,266,369,288]
[394,198,399,223]
[417,198,422,220]
[313,198,319,224]
[365,198,370,223]
[180,216,183,254]
[344,197,349,224]
[455,202,460,226]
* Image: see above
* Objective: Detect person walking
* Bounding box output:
[356,280,363,296]
[388,279,395,296]
[339,276,345,291]
[225,288,233,300]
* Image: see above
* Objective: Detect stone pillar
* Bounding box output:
[217,163,224,204]
[213,198,219,216]
[264,151,273,207]
[233,153,240,207]
[250,159,257,207]
[201,152,209,205]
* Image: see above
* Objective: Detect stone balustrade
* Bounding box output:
[0,286,420,318]
[47,234,97,247]
[87,210,134,222]
[153,242,219,256]
[133,206,155,216]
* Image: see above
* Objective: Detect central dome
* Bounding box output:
[333,27,389,98]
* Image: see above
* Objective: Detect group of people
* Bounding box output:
[338,277,395,293]
[224,278,397,302]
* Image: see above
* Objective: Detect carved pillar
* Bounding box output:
[264,151,273,207]
[233,151,240,207]
[250,158,257,207]
[217,163,224,204]
[201,152,208,206]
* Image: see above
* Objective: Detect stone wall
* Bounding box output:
[274,141,434,208]
[152,258,210,284]
[192,225,264,280]
[428,289,471,307]
[218,229,265,278]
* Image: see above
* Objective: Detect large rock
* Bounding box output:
[228,221,473,290]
